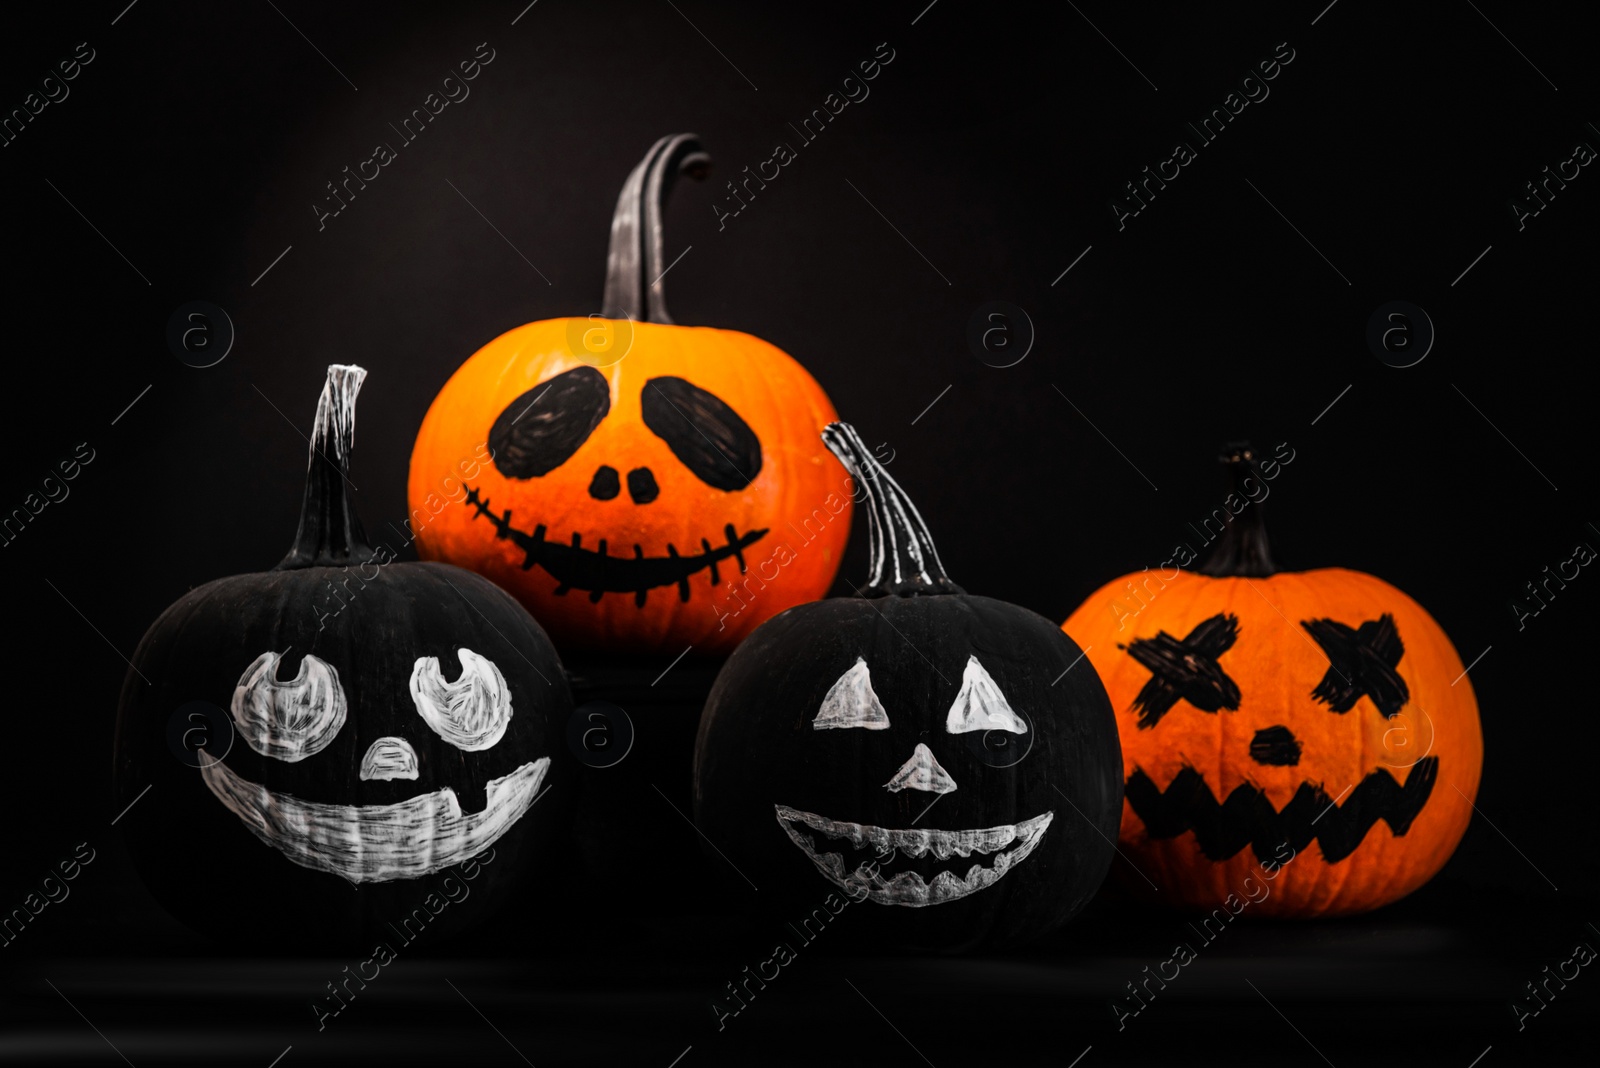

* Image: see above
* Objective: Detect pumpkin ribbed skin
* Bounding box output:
[409,319,847,653]
[695,423,1123,951]
[696,593,1122,951]
[1064,566,1483,917]
[114,562,570,948]
[113,366,571,951]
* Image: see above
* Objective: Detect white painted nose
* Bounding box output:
[360,736,419,781]
[883,742,958,794]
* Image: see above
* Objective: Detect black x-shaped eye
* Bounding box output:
[489,367,610,479]
[1121,613,1242,729]
[1301,614,1409,717]
[640,376,762,490]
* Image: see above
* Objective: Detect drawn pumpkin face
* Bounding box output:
[1063,444,1484,917]
[766,649,1065,911]
[696,424,1123,951]
[409,135,846,653]
[199,633,549,888]
[114,367,570,949]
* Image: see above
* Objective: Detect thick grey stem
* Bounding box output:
[600,134,711,323]
[276,364,376,569]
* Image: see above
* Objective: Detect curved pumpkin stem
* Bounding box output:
[600,133,712,324]
[822,422,964,598]
[1198,440,1277,578]
[276,364,377,570]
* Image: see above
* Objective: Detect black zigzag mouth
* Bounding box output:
[463,484,767,605]
[1124,756,1438,864]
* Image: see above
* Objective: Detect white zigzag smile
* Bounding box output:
[774,804,1053,907]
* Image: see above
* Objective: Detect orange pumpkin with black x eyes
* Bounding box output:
[409,135,848,653]
[1063,444,1483,917]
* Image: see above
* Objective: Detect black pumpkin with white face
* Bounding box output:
[694,424,1122,951]
[114,366,571,950]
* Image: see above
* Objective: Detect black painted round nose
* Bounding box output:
[588,465,620,500]
[627,467,659,504]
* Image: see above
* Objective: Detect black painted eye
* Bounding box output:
[489,367,610,479]
[1301,614,1409,717]
[640,377,762,490]
[1121,613,1241,729]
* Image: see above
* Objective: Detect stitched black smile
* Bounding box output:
[463,484,767,605]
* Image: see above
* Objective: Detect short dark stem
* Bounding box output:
[1198,441,1277,577]
[275,365,376,570]
[822,422,964,598]
[600,134,711,324]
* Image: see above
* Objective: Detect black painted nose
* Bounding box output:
[588,465,620,500]
[627,467,659,504]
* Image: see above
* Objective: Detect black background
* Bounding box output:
[1,1,1595,1064]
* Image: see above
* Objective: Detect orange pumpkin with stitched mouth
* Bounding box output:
[1062,443,1483,917]
[409,135,848,653]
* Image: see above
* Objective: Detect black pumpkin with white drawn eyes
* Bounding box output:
[114,366,571,950]
[693,424,1123,951]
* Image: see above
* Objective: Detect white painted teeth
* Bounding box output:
[772,806,1054,907]
[202,757,550,885]
[771,807,1036,859]
[930,871,964,899]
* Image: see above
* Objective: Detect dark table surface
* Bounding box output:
[3,836,1593,1068]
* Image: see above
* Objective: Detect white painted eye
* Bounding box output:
[360,737,419,781]
[410,648,513,751]
[812,657,890,730]
[231,651,347,762]
[945,656,1027,735]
